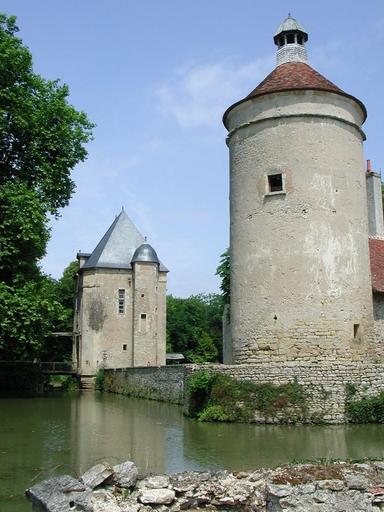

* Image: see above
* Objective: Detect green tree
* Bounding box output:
[0,14,94,215]
[40,260,79,361]
[0,13,93,360]
[0,183,49,284]
[166,294,223,363]
[187,331,218,363]
[0,277,67,360]
[216,249,230,305]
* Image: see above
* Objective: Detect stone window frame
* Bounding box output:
[265,172,286,197]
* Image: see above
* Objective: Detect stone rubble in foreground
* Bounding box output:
[26,460,384,511]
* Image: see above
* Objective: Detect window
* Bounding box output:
[297,35,303,45]
[353,324,361,340]
[122,344,127,351]
[267,173,285,194]
[118,289,125,314]
[140,313,147,333]
[287,34,295,44]
[279,36,285,47]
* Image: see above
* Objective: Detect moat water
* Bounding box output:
[1,392,384,511]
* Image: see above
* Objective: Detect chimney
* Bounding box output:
[366,160,384,237]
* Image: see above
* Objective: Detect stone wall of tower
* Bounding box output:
[74,268,134,375]
[226,90,375,363]
[132,262,166,367]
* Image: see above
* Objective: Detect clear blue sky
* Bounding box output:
[3,1,384,297]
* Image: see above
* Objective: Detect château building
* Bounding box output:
[72,210,168,380]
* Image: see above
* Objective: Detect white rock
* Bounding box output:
[267,483,292,497]
[139,489,175,505]
[143,475,170,489]
[81,463,114,489]
[92,489,121,512]
[113,461,138,488]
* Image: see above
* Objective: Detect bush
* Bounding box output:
[186,371,307,423]
[95,369,105,391]
[198,405,230,422]
[186,370,214,417]
[346,392,384,423]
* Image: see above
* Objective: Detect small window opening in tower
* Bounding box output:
[268,174,284,193]
[297,34,303,45]
[287,33,295,44]
[353,324,360,340]
[118,289,125,314]
[279,36,285,47]
[140,313,147,333]
[122,344,127,351]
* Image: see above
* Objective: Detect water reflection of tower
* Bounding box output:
[69,393,185,475]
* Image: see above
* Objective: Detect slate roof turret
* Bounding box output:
[81,210,168,272]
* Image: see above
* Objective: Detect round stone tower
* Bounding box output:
[223,16,374,364]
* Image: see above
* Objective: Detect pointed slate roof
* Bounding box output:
[82,210,168,272]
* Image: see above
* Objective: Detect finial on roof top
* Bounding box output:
[122,206,124,211]
[144,236,147,242]
[274,15,308,66]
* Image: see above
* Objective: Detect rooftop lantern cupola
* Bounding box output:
[274,14,308,67]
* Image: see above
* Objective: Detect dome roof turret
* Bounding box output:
[131,243,160,265]
[274,14,308,43]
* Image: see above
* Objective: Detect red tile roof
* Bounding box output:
[223,62,366,128]
[369,238,384,293]
[246,62,342,98]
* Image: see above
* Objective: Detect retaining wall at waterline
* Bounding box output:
[103,362,384,423]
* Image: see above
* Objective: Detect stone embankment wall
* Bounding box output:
[104,366,185,404]
[26,459,384,512]
[104,362,384,423]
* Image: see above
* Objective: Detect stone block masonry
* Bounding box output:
[104,361,384,423]
[104,365,185,404]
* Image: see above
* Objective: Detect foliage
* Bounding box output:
[0,13,93,360]
[216,249,230,305]
[186,371,308,423]
[345,382,357,401]
[346,392,384,423]
[197,405,230,422]
[0,183,50,284]
[186,331,218,363]
[0,276,67,360]
[166,293,223,362]
[95,369,105,391]
[186,370,215,417]
[49,374,79,391]
[0,14,94,215]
